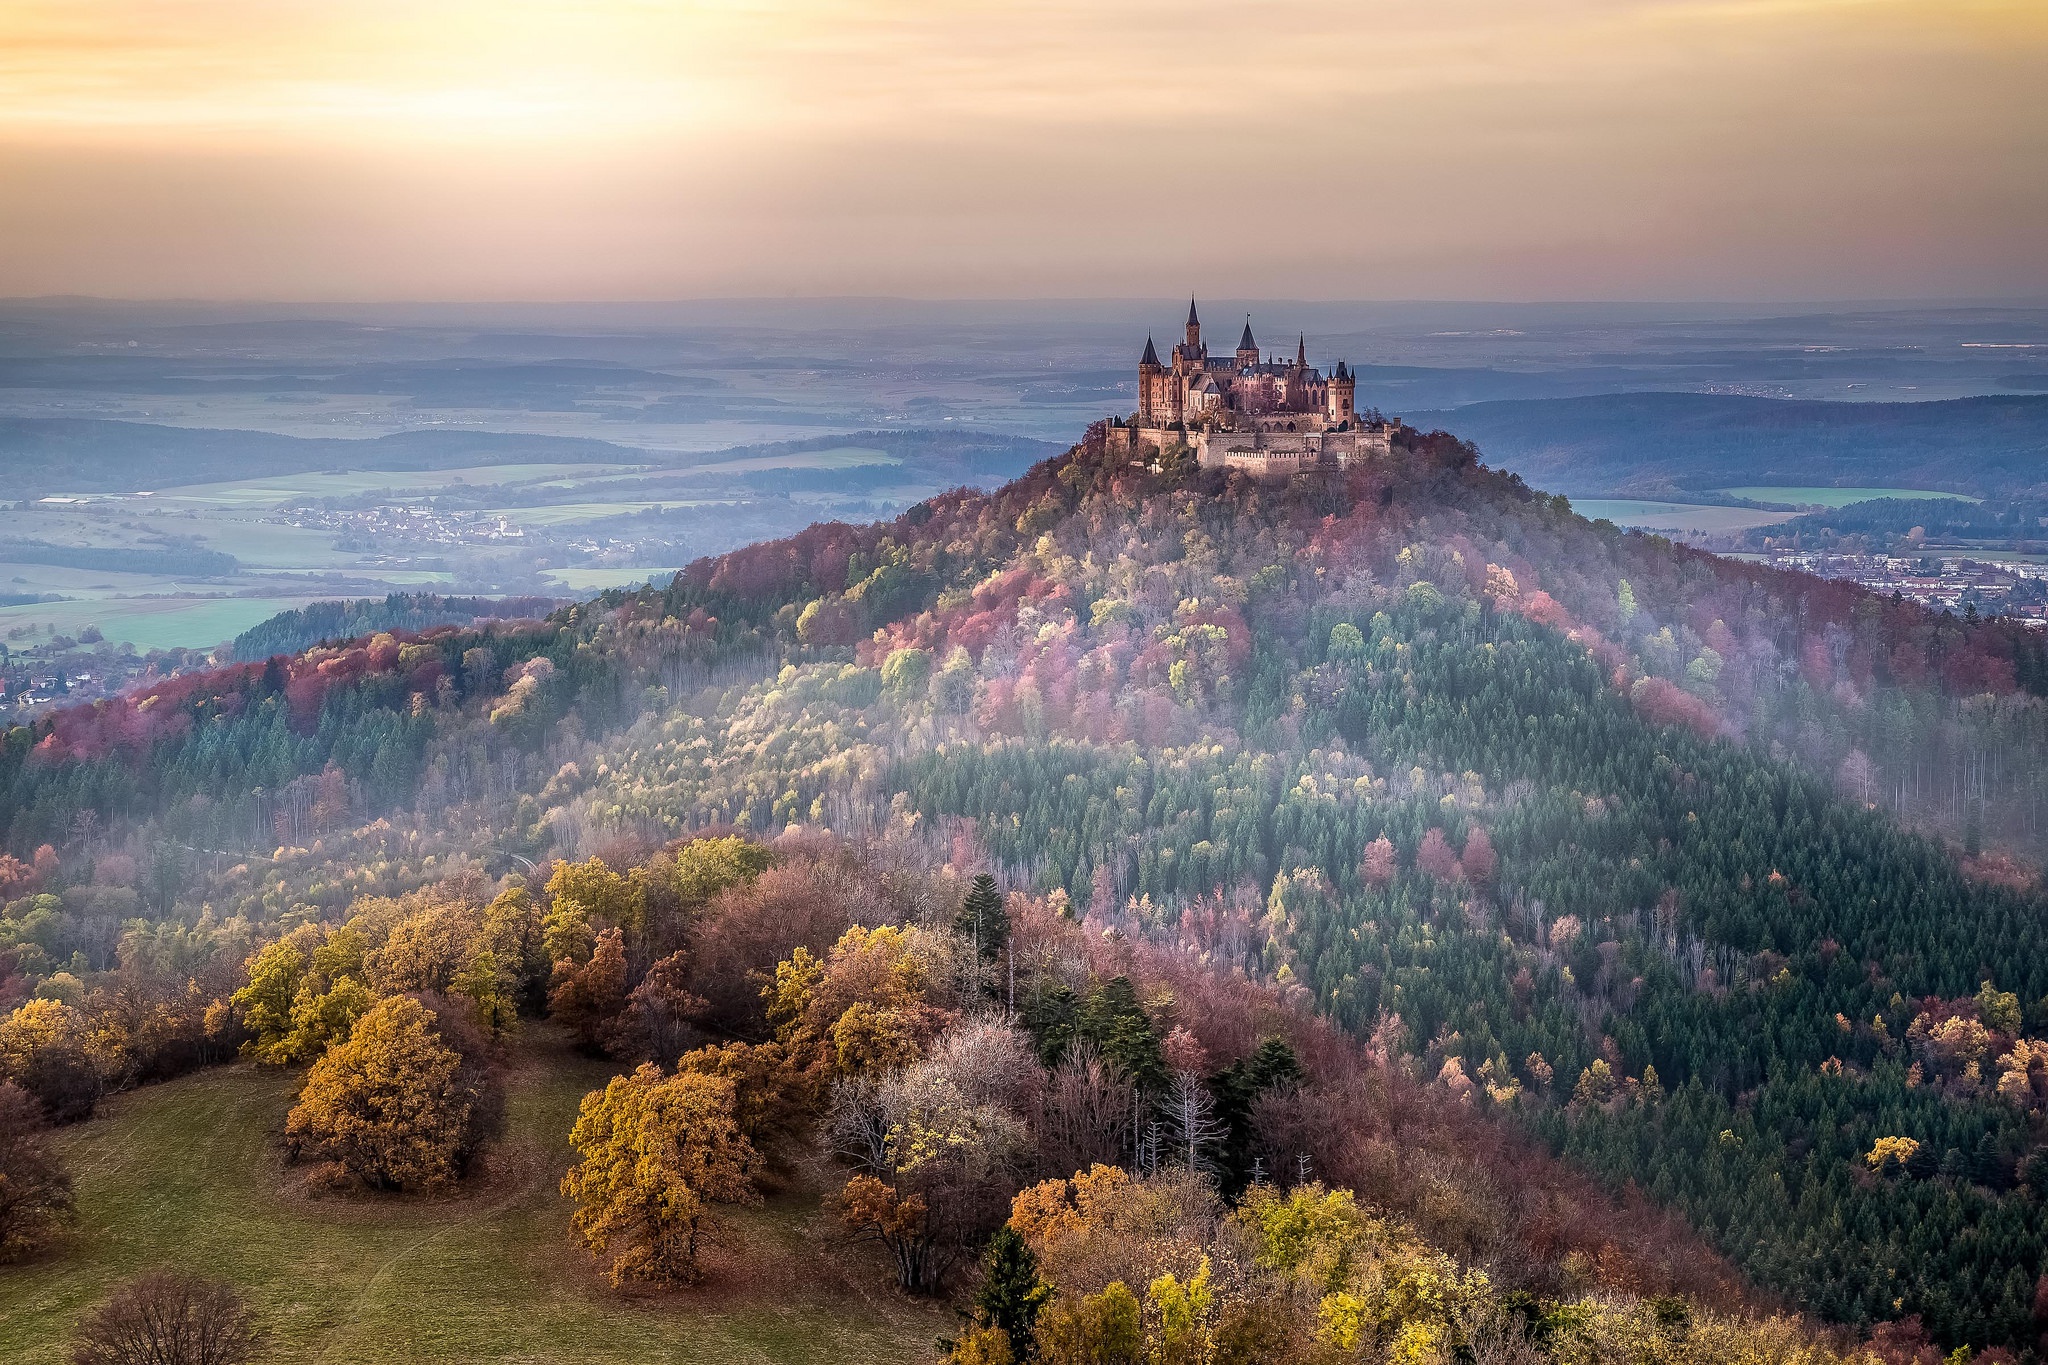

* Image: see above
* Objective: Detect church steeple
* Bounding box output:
[1295,334,1307,369]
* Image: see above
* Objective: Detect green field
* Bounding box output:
[1571,500,1800,534]
[143,464,651,505]
[544,567,684,592]
[486,502,737,529]
[0,1032,946,1364]
[1717,486,1981,508]
[687,448,900,475]
[0,595,325,652]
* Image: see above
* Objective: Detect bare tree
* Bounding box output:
[1036,1044,1135,1178]
[1161,1071,1224,1175]
[825,1075,891,1174]
[71,1269,257,1365]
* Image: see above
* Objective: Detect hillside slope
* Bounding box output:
[0,1028,946,1364]
[8,423,2048,1352]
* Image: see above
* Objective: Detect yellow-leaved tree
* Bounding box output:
[282,995,476,1192]
[561,1063,757,1286]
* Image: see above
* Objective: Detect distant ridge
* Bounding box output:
[1413,392,2048,498]
[0,418,650,497]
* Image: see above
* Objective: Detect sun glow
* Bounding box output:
[0,0,2041,298]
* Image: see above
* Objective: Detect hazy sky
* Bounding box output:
[1,0,2042,302]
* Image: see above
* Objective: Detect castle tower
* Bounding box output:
[1138,335,1164,425]
[1235,317,1258,371]
[1327,360,1356,421]
[1294,334,1308,370]
[1184,297,1202,353]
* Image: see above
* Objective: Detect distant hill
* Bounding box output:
[0,419,649,497]
[0,419,1061,499]
[229,592,566,660]
[1414,392,2048,498]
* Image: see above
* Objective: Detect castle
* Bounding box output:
[1101,299,1398,477]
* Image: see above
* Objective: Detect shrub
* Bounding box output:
[69,1268,256,1365]
[0,1080,74,1260]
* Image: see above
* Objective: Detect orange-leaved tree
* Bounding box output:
[282,995,479,1192]
[561,1063,757,1286]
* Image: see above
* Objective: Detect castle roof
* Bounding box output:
[1335,360,1350,380]
[1187,297,1200,328]
[1140,336,1160,367]
[1238,319,1256,351]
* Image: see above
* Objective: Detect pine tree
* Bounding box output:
[956,873,1009,963]
[973,1226,1051,1361]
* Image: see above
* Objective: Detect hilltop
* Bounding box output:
[5,422,2048,1356]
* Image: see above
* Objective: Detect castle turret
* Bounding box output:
[1185,297,1202,352]
[1327,359,1356,421]
[1138,335,1164,425]
[1235,317,1258,371]
[1295,334,1308,370]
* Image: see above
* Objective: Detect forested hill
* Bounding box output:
[8,423,2048,1352]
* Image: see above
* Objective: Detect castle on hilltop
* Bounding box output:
[1101,299,1398,477]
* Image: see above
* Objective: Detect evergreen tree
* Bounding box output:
[973,1226,1051,1361]
[956,873,1009,963]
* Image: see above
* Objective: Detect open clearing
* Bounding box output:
[544,567,683,592]
[121,464,652,505]
[685,447,900,475]
[485,501,739,528]
[0,595,325,651]
[1571,499,1800,534]
[1716,486,1981,508]
[0,1030,947,1364]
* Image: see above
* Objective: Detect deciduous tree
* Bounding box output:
[69,1269,256,1365]
[561,1063,757,1286]
[282,995,477,1192]
[0,1080,73,1261]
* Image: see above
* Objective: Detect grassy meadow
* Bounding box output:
[1568,499,1800,534]
[0,595,328,653]
[1716,486,1981,508]
[0,1030,948,1364]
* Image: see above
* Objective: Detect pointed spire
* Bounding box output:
[1187,296,1200,328]
[1296,334,1307,368]
[1140,335,1160,367]
[1238,316,1256,351]
[1336,360,1350,380]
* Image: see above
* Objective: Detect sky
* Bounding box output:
[0,0,2043,302]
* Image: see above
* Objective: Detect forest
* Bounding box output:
[5,420,2048,1359]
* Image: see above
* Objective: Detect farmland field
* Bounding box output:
[144,463,651,506]
[687,447,900,474]
[543,567,683,592]
[1717,486,1981,508]
[484,501,737,528]
[0,594,325,651]
[0,1030,948,1364]
[1570,499,1801,534]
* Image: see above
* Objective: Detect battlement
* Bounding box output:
[1098,418,1398,478]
